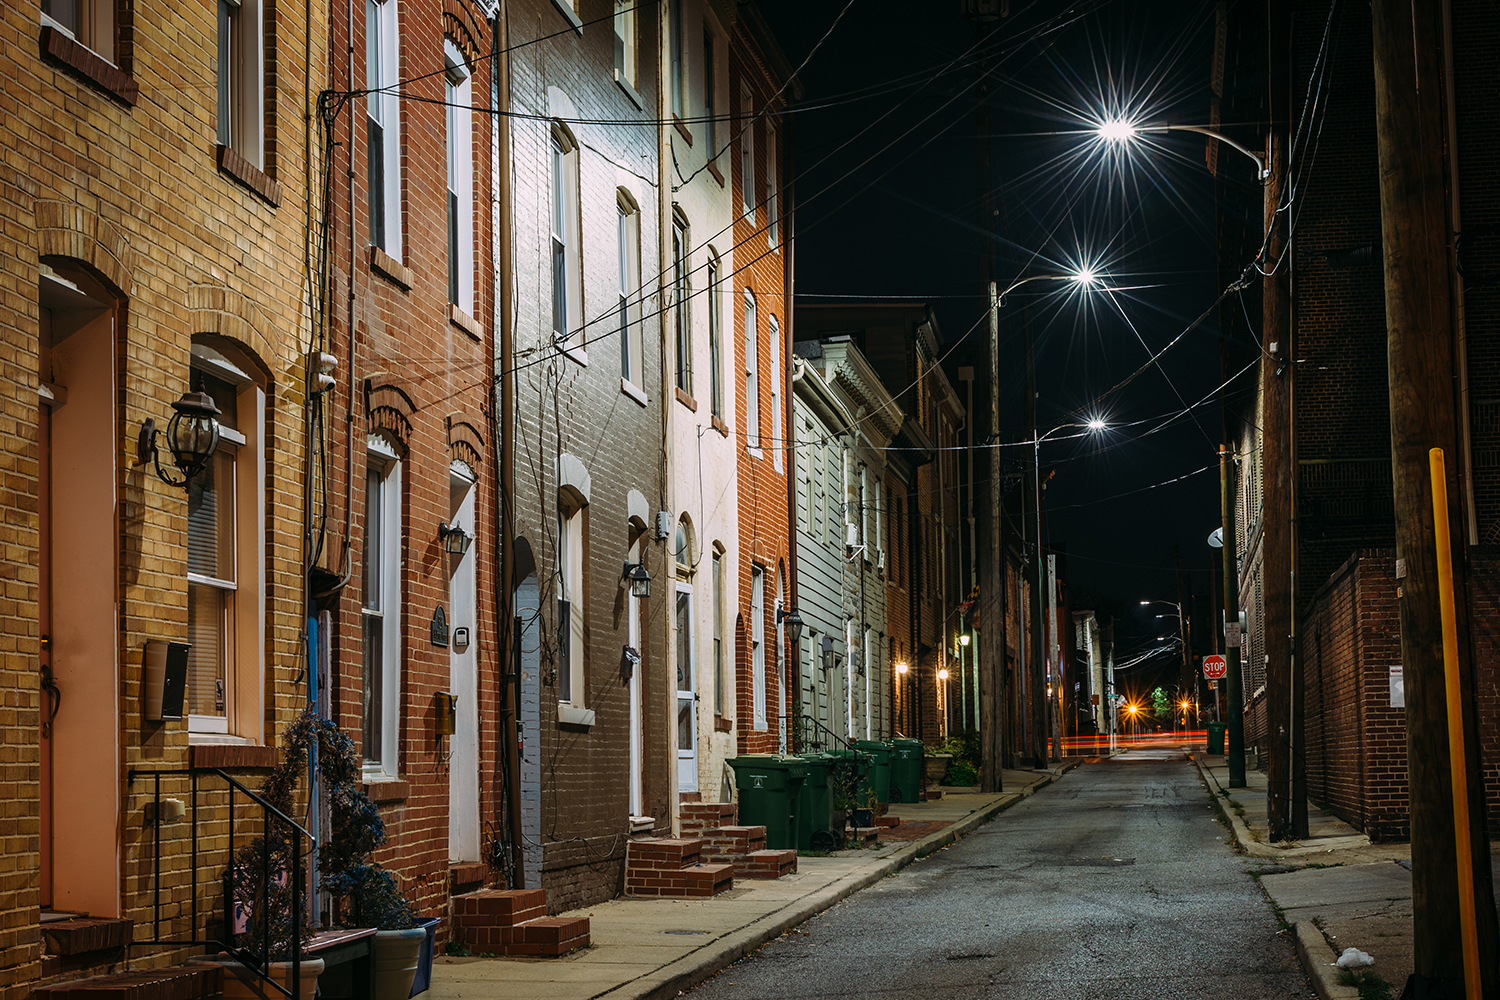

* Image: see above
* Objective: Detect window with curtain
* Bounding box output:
[744,290,758,450]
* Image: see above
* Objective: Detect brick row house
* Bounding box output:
[1215,0,1500,841]
[1,0,324,990]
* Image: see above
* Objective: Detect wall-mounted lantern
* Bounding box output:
[438,521,472,555]
[776,606,805,643]
[622,562,651,599]
[138,391,221,489]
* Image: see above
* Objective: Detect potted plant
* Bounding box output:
[923,752,953,784]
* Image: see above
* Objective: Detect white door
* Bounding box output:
[448,465,480,861]
[627,543,643,817]
[675,583,696,792]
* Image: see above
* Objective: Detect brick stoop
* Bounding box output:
[624,838,735,898]
[678,802,736,840]
[33,964,223,1000]
[851,826,880,847]
[737,849,796,879]
[875,815,901,829]
[42,918,134,957]
[921,788,943,801]
[452,889,590,957]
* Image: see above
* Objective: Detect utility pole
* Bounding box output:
[1372,0,1499,993]
[1220,446,1245,787]
[1260,0,1303,843]
[1024,306,1046,769]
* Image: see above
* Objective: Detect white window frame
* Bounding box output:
[708,254,723,419]
[675,579,697,793]
[618,194,643,390]
[673,214,691,394]
[766,126,778,249]
[740,85,755,220]
[445,40,474,313]
[751,564,766,730]
[744,289,759,453]
[218,0,265,167]
[366,0,401,258]
[551,126,583,355]
[557,493,587,713]
[186,345,265,741]
[770,315,782,471]
[362,436,401,778]
[703,28,717,156]
[874,477,884,569]
[668,0,683,117]
[712,548,725,716]
[613,0,637,91]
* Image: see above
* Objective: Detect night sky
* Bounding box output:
[761,0,1240,687]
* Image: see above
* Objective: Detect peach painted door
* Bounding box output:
[39,401,53,908]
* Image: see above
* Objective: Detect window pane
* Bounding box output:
[187,582,227,717]
[558,599,572,702]
[363,466,381,610]
[188,448,235,581]
[676,590,692,693]
[362,611,383,761]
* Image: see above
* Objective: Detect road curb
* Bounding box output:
[1293,921,1360,1000]
[1192,757,1282,858]
[613,762,1081,1000]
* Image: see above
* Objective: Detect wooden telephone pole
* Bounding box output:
[1372,0,1499,993]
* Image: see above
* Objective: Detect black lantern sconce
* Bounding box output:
[622,562,651,599]
[438,521,472,555]
[777,605,805,643]
[138,391,222,489]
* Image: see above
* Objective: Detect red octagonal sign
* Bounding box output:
[1203,654,1227,680]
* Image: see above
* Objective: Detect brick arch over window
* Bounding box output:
[447,411,486,470]
[364,375,417,455]
[35,200,134,297]
[188,284,278,383]
[442,0,485,66]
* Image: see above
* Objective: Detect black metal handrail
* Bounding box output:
[801,713,867,755]
[128,768,315,1000]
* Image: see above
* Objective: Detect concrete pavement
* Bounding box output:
[1194,752,1500,1000]
[427,763,1084,1000]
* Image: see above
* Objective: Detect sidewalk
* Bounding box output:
[429,762,1085,1000]
[1194,753,1500,1000]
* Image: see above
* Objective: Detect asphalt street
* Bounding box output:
[686,749,1314,1000]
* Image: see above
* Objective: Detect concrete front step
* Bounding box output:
[34,965,222,1000]
[736,849,796,880]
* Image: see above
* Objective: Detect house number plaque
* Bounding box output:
[431,606,450,647]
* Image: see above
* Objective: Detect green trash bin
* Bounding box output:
[795,753,837,852]
[1207,721,1227,755]
[889,738,923,804]
[852,741,893,806]
[727,755,808,851]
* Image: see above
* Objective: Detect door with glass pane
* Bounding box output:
[675,583,696,793]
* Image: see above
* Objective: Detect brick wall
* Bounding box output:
[506,0,669,913]
[0,0,323,990]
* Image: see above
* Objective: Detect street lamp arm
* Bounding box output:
[998,272,1090,305]
[1146,123,1268,181]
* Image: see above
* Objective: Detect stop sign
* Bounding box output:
[1203,654,1227,679]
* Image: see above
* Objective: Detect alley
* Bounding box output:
[686,751,1312,1000]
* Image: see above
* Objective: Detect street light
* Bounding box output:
[1094,119,1269,181]
[997,267,1100,308]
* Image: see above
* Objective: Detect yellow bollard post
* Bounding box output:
[1427,447,1481,1000]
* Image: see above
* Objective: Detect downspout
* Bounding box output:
[1441,0,1476,545]
[784,110,798,751]
[659,0,677,830]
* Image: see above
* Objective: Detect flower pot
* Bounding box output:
[852,808,873,829]
[374,927,428,1000]
[194,956,324,1000]
[924,753,953,783]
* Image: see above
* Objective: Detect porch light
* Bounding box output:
[138,391,222,489]
[623,562,652,599]
[937,668,949,681]
[777,606,805,643]
[958,634,970,646]
[438,521,472,555]
[895,662,908,675]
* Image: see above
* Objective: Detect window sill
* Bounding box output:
[550,0,583,34]
[450,303,484,341]
[614,71,644,111]
[711,415,728,437]
[558,703,595,728]
[672,116,693,146]
[746,446,763,460]
[370,246,413,291]
[362,778,410,803]
[217,145,282,207]
[40,26,137,106]
[713,716,732,733]
[675,386,698,412]
[706,161,725,188]
[621,377,648,406]
[559,340,589,366]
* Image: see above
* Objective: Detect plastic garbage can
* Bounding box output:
[794,753,837,852]
[852,740,893,805]
[727,755,808,851]
[1206,721,1227,755]
[888,738,924,804]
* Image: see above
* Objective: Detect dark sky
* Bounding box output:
[761,0,1241,680]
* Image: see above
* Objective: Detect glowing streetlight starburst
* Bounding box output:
[1097,119,1138,144]
[1087,418,1107,431]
